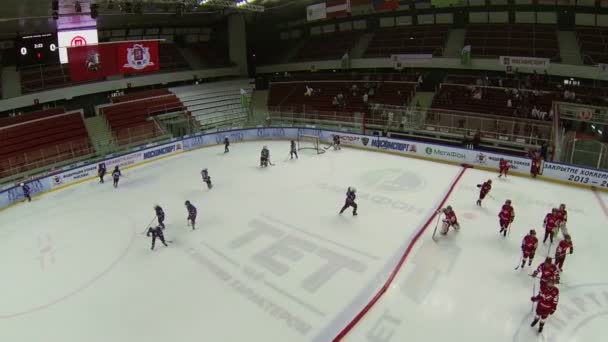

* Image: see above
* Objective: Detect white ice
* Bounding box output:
[0,141,606,342]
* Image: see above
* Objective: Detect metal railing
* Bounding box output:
[0,122,174,182]
[0,138,95,180]
[562,134,608,170]
[269,106,553,148]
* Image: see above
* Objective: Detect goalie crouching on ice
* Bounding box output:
[437,205,460,235]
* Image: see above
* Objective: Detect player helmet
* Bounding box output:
[185,200,190,206]
[263,145,267,149]
[545,256,552,262]
[446,205,453,211]
[552,207,558,212]
[225,135,228,138]
[351,187,356,193]
[487,179,492,184]
[203,168,207,171]
[505,199,511,204]
[20,183,24,186]
[560,203,566,209]
[530,229,536,235]
[564,234,571,240]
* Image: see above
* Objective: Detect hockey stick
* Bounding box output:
[515,255,524,270]
[141,215,157,234]
[431,214,441,242]
[324,143,333,150]
[531,278,537,314]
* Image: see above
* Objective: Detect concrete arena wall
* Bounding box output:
[1,128,607,211]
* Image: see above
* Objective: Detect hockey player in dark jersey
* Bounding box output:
[154,205,165,229]
[98,163,107,183]
[339,186,358,216]
[290,140,298,159]
[332,135,341,151]
[201,168,212,189]
[185,200,197,230]
[112,166,121,188]
[260,146,271,167]
[21,182,31,202]
[224,136,230,153]
[147,225,168,250]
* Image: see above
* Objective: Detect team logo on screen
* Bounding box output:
[124,44,154,70]
[70,35,87,47]
[86,52,101,72]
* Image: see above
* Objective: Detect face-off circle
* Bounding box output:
[0,208,136,319]
[359,168,424,193]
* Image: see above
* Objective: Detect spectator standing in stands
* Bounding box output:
[332,97,339,108]
[507,98,512,108]
[305,85,313,96]
[540,141,548,160]
[363,92,369,105]
[472,129,481,149]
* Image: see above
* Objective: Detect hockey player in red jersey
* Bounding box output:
[530,279,559,334]
[556,203,568,236]
[498,159,510,178]
[530,152,541,178]
[532,257,560,290]
[476,179,492,206]
[520,229,538,269]
[543,208,559,244]
[555,234,574,272]
[437,205,460,235]
[498,199,515,237]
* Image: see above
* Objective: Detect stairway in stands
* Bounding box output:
[170,79,254,130]
[84,116,116,155]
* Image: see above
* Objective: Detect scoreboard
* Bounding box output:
[16,33,59,65]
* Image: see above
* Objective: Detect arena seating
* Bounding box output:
[268,80,416,118]
[171,80,253,127]
[364,25,449,57]
[575,26,608,64]
[158,43,190,71]
[0,107,66,127]
[100,94,184,145]
[20,63,72,93]
[0,109,92,177]
[465,24,559,60]
[189,42,231,67]
[111,89,172,103]
[292,32,363,61]
[432,83,554,120]
[251,39,299,65]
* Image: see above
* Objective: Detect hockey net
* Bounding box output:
[297,133,326,154]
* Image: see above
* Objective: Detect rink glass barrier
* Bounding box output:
[2,128,608,210]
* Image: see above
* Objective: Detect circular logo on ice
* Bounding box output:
[512,283,608,341]
[425,147,433,155]
[360,169,423,192]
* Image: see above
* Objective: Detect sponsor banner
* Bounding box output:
[542,162,608,188]
[143,142,182,160]
[0,178,52,209]
[499,56,550,69]
[0,128,603,210]
[306,3,327,21]
[469,151,531,172]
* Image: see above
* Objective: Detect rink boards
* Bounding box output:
[1,127,607,210]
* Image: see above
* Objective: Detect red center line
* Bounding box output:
[333,166,469,341]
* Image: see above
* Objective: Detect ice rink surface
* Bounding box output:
[1,141,606,342]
